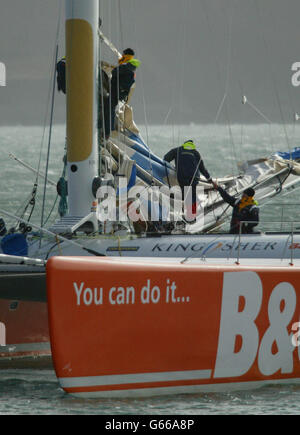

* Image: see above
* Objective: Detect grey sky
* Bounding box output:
[0,0,299,125]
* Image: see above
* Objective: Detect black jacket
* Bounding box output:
[111,63,136,101]
[217,186,259,234]
[56,59,66,94]
[164,146,211,186]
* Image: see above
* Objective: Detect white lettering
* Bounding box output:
[95,178,205,232]
[166,279,177,303]
[105,419,139,433]
[291,62,300,87]
[126,286,135,304]
[0,322,6,346]
[94,288,103,305]
[151,286,160,304]
[109,287,116,305]
[127,185,149,222]
[96,185,117,221]
[258,282,296,376]
[141,280,151,304]
[73,282,103,306]
[109,286,135,305]
[141,279,161,304]
[291,322,300,347]
[0,62,5,87]
[74,282,84,305]
[214,271,262,378]
[83,288,93,306]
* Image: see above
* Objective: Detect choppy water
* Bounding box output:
[1,123,300,415]
[1,370,300,415]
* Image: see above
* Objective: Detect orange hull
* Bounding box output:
[0,300,51,369]
[47,257,300,397]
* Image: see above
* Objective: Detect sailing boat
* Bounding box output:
[1,2,300,260]
[1,0,300,370]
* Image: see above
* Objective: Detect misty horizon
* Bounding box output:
[0,0,299,126]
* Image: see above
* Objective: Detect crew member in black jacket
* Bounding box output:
[56,57,66,94]
[164,140,212,220]
[213,183,259,234]
[105,48,141,137]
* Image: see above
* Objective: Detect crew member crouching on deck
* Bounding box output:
[213,183,259,234]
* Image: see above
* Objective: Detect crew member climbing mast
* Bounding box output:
[103,48,141,139]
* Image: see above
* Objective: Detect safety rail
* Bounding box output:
[260,203,300,232]
[236,220,300,266]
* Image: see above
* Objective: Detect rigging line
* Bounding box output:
[8,153,56,187]
[214,93,227,124]
[43,140,68,226]
[237,80,245,163]
[98,38,109,172]
[213,0,234,126]
[156,8,185,145]
[167,3,188,148]
[115,0,123,152]
[201,0,224,123]
[243,97,276,155]
[41,44,59,229]
[244,98,273,125]
[202,0,238,175]
[118,0,124,51]
[157,106,173,139]
[202,0,233,127]
[253,0,290,151]
[129,0,153,182]
[176,0,189,146]
[42,194,59,227]
[12,188,37,226]
[200,0,239,220]
[224,0,238,175]
[240,89,275,157]
[35,1,63,180]
[0,208,106,257]
[224,1,233,95]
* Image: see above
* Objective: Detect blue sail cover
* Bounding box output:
[274,147,300,161]
[128,133,173,185]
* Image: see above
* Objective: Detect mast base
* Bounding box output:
[49,213,98,235]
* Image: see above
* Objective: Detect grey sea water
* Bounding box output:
[1,123,300,415]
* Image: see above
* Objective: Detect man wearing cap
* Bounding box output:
[212,182,259,234]
[164,140,212,221]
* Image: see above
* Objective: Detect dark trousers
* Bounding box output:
[103,92,119,138]
[179,180,197,220]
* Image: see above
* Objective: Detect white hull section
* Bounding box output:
[27,232,300,261]
[58,377,300,399]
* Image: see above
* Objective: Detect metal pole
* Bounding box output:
[236,221,242,265]
[290,221,294,266]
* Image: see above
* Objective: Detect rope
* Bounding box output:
[13,2,62,230]
[41,44,58,228]
[253,0,291,151]
[176,0,189,146]
[117,0,124,52]
[201,0,238,176]
[0,208,106,257]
